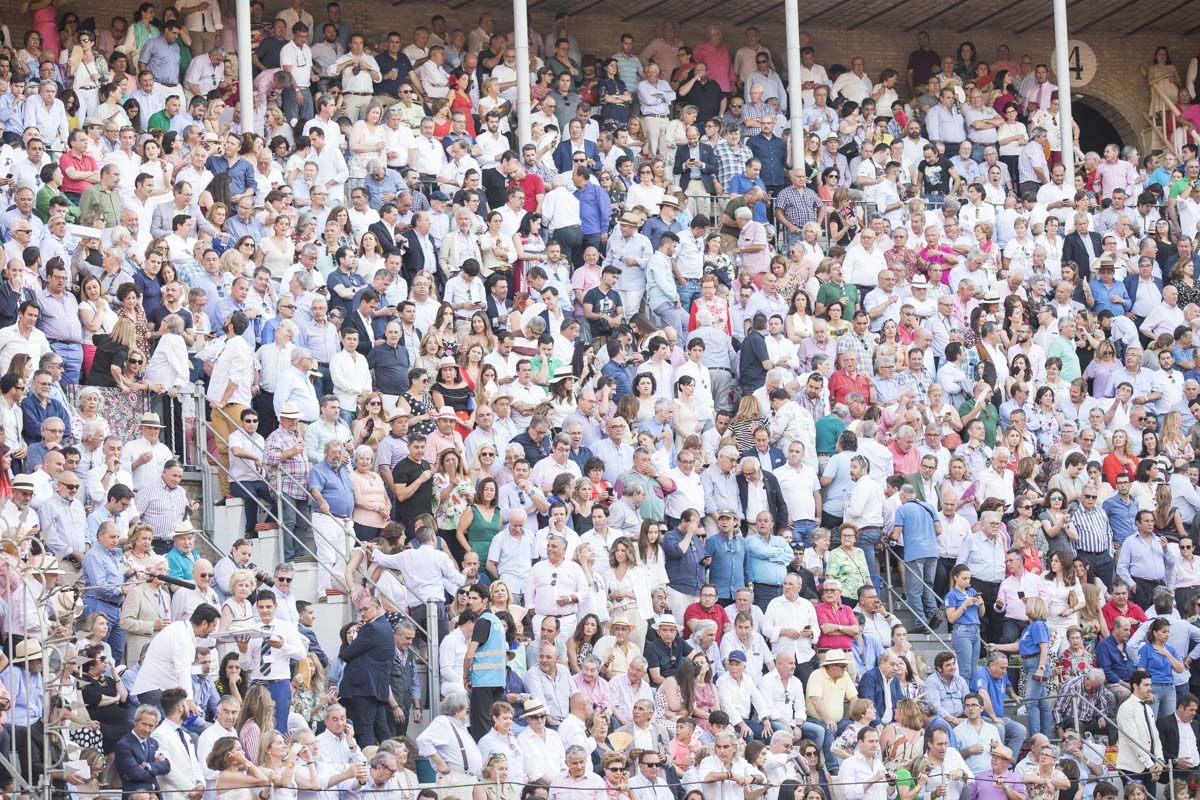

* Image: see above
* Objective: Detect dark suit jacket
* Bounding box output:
[338,613,395,702]
[1157,711,1200,762]
[344,311,375,356]
[486,293,511,331]
[859,667,904,717]
[368,220,404,257]
[1062,231,1104,279]
[114,733,171,792]
[401,229,438,285]
[740,446,785,471]
[1124,274,1165,311]
[673,142,718,194]
[553,139,600,174]
[736,470,788,535]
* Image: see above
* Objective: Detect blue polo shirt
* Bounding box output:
[894,499,939,561]
[662,526,705,595]
[1137,641,1180,684]
[1097,634,1134,684]
[970,665,1012,721]
[705,531,747,598]
[308,461,354,517]
[1102,493,1139,546]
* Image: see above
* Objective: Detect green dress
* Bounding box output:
[465,503,501,560]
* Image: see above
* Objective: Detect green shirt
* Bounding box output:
[146,110,172,131]
[34,185,79,224]
[1045,334,1082,381]
[815,414,847,456]
[959,399,999,447]
[816,280,860,315]
[78,186,123,228]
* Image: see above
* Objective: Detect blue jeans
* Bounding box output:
[754,582,782,611]
[857,526,884,590]
[281,87,314,125]
[951,622,980,679]
[50,342,83,385]
[792,519,818,548]
[994,716,1028,755]
[678,279,702,314]
[261,678,292,733]
[904,557,940,622]
[280,496,315,561]
[83,599,125,663]
[229,479,276,536]
[1151,683,1176,721]
[1023,655,1052,736]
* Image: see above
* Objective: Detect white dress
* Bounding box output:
[1042,578,1083,655]
[217,598,256,658]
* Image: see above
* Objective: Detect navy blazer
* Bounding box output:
[1062,231,1104,280]
[673,142,719,194]
[736,469,788,536]
[401,228,438,286]
[741,446,786,471]
[859,667,904,718]
[553,139,600,174]
[114,733,171,792]
[1123,274,1165,311]
[369,220,405,257]
[338,613,395,702]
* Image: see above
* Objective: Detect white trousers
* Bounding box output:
[311,512,350,596]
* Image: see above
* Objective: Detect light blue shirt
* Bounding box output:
[743,532,791,587]
[704,532,746,598]
[140,36,183,85]
[82,542,126,607]
[308,461,354,516]
[955,531,1007,583]
[274,366,321,423]
[1,666,44,726]
[1116,531,1174,585]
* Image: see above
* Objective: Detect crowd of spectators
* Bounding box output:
[6,5,1200,800]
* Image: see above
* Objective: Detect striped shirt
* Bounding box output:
[264,427,311,500]
[1070,505,1113,554]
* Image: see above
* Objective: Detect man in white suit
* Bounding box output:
[152,687,205,800]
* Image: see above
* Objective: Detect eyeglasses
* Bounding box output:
[129,359,144,365]
[276,577,292,583]
[244,418,259,424]
[803,751,818,757]
[60,482,80,490]
[606,767,627,773]
[197,572,213,577]
[1083,494,1098,499]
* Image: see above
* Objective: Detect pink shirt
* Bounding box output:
[815,601,857,651]
[692,41,734,92]
[1094,159,1138,200]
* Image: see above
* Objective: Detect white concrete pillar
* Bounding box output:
[1053,0,1074,180]
[785,0,803,164]
[513,1,532,149]
[237,0,254,134]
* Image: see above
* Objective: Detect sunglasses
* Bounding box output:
[129,359,144,365]
[276,577,291,583]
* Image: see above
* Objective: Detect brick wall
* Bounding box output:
[1,0,1183,152]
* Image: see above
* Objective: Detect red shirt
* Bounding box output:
[509,173,546,212]
[828,370,870,406]
[815,601,856,651]
[683,601,730,633]
[59,152,97,195]
[1101,599,1147,633]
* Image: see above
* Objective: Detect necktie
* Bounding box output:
[261,624,274,677]
[1144,702,1158,758]
[178,726,189,753]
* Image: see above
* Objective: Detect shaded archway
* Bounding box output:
[1071,94,1133,156]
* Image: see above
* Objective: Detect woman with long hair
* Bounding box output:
[235,685,277,761]
[431,357,474,435]
[1042,551,1082,655]
[727,395,766,453]
[574,542,609,625]
[351,392,388,449]
[460,312,496,360]
[607,536,652,646]
[257,730,310,800]
[433,448,474,561]
[1137,616,1187,717]
[637,520,670,590]
[215,651,248,701]
[456,477,501,565]
[1153,483,1188,540]
[1102,429,1139,487]
[86,316,137,388]
[567,614,604,675]
[208,736,273,800]
[1160,411,1195,470]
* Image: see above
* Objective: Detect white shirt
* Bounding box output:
[698,755,754,800]
[663,468,703,519]
[329,350,372,415]
[153,718,204,795]
[241,616,307,681]
[121,436,174,488]
[774,464,820,521]
[517,726,565,784]
[207,335,254,407]
[762,594,819,661]
[280,41,315,87]
[845,476,885,528]
[841,750,888,800]
[715,670,771,726]
[132,619,198,698]
[0,324,51,375]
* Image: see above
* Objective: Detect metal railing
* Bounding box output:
[880,546,956,659]
[196,391,442,711]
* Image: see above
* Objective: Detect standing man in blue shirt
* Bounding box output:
[704,509,745,605]
[573,167,611,265]
[81,518,128,662]
[661,509,706,623]
[308,440,354,598]
[893,484,943,632]
[744,510,791,611]
[139,20,185,98]
[746,116,788,194]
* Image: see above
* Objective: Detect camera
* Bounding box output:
[250,564,275,587]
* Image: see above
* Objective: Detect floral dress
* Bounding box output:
[1026,407,1061,453]
[827,546,871,600]
[432,473,474,532]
